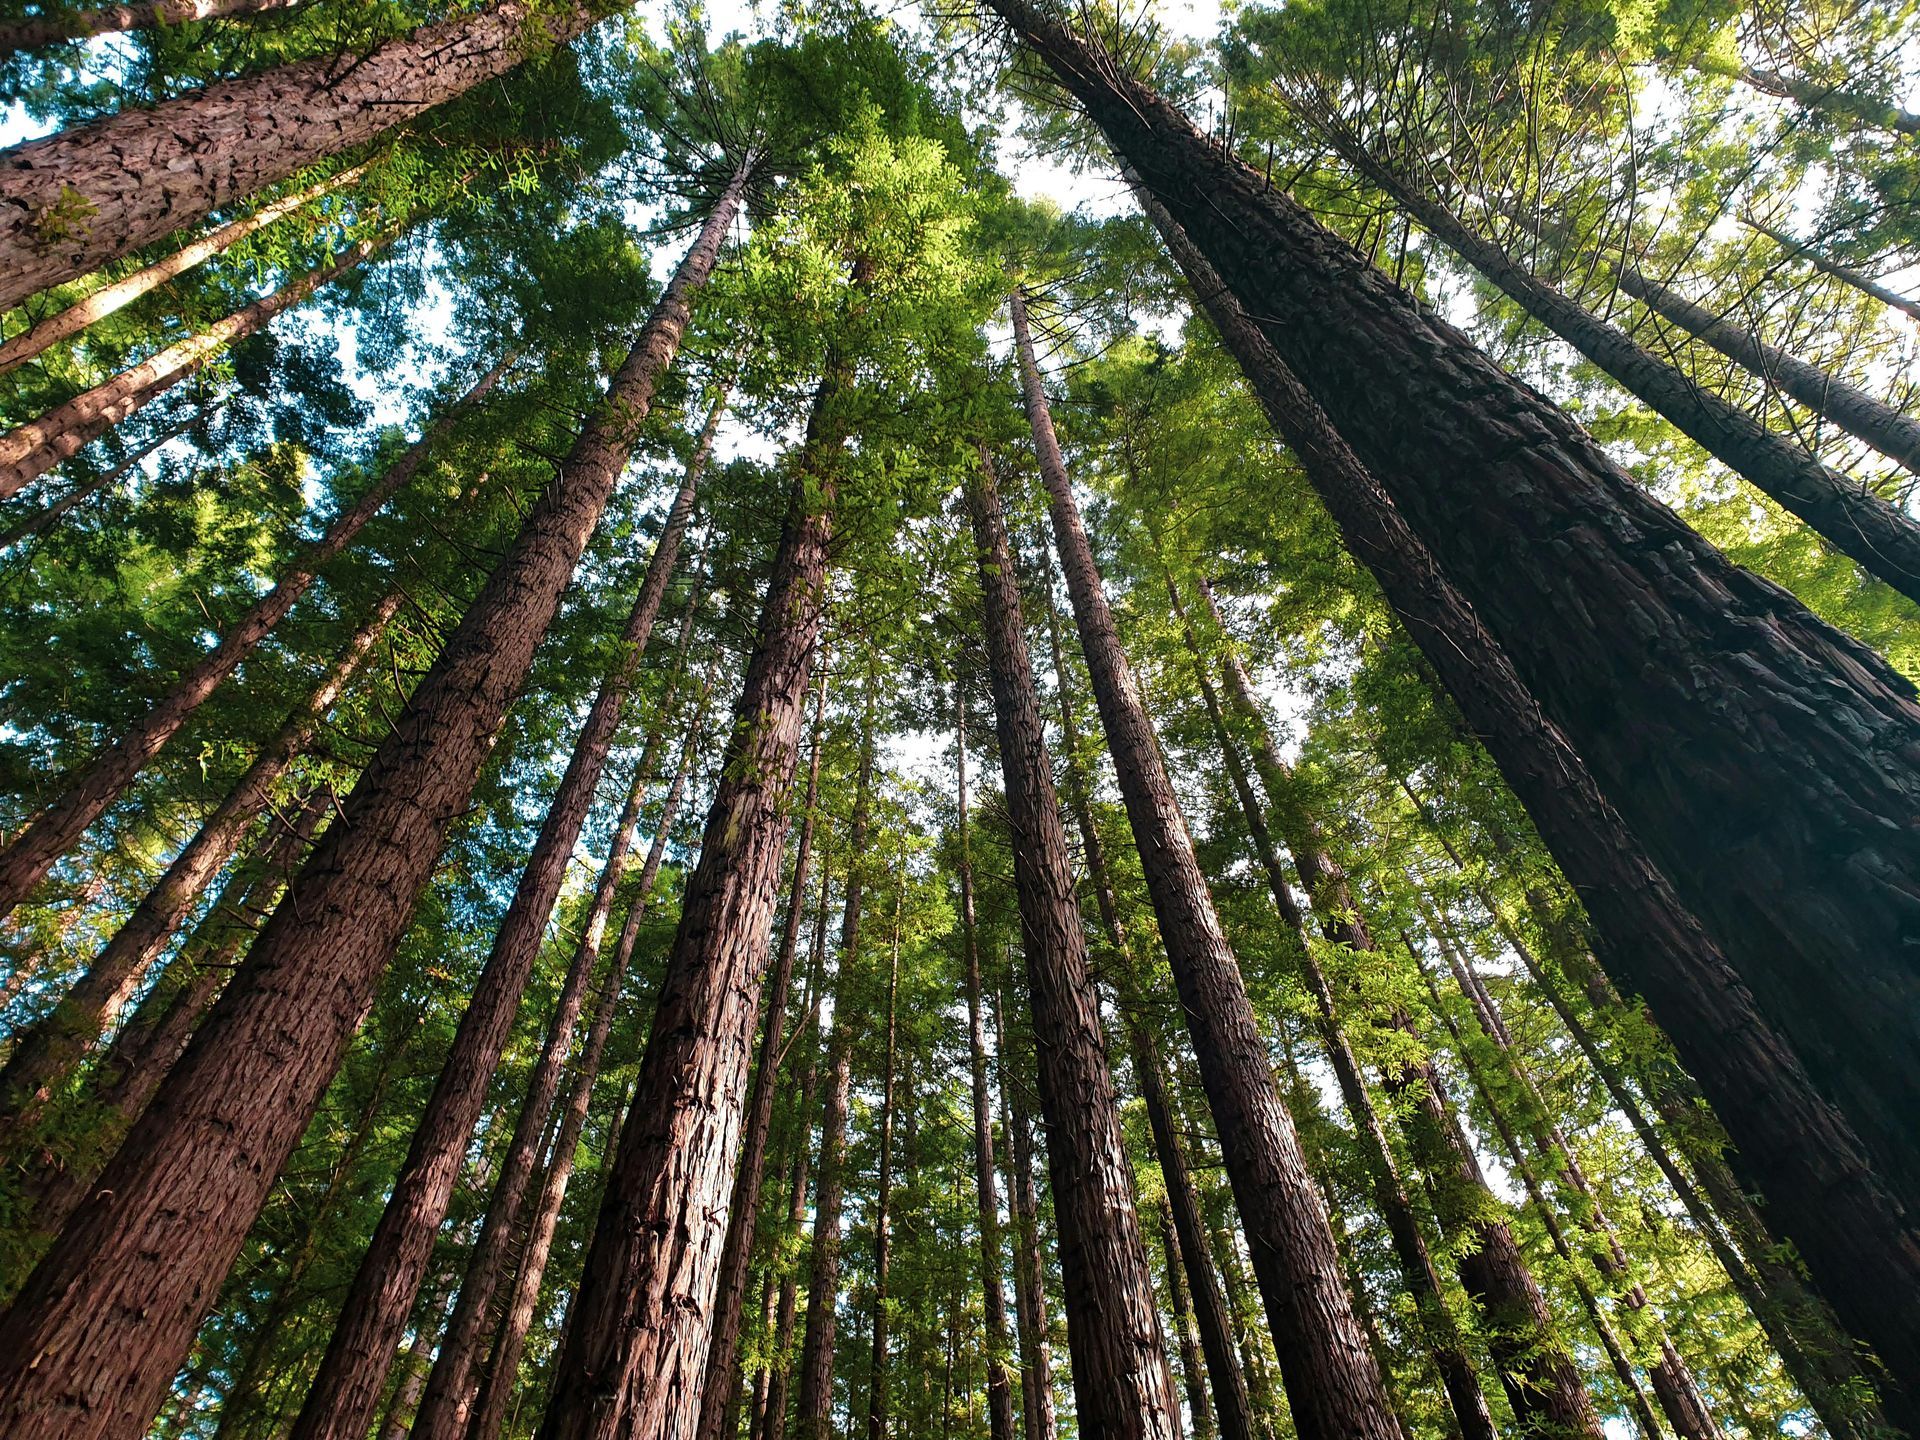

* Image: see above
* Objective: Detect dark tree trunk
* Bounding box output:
[0,0,608,310]
[0,590,397,1142]
[955,687,1019,1440]
[464,699,708,1440]
[1112,167,1920,1416]
[965,450,1183,1440]
[697,668,829,1440]
[0,167,744,1440]
[0,355,507,919]
[534,358,839,1440]
[1012,288,1401,1440]
[865,859,905,1440]
[995,988,1057,1440]
[1159,1197,1217,1440]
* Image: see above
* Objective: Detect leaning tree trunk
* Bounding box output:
[1117,170,1920,1419]
[0,407,205,548]
[0,0,611,310]
[1007,0,1920,1248]
[0,227,396,499]
[0,589,398,1141]
[0,354,507,920]
[1739,213,1920,325]
[534,360,841,1440]
[0,0,307,57]
[695,668,829,1440]
[967,450,1184,1440]
[1012,287,1400,1440]
[0,161,745,1440]
[1737,66,1920,136]
[0,162,368,377]
[995,987,1058,1440]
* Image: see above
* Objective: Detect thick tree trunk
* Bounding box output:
[533,360,838,1440]
[0,355,506,919]
[1159,1197,1217,1440]
[696,668,829,1440]
[0,163,366,376]
[464,700,707,1440]
[1115,173,1920,1416]
[1012,287,1400,1440]
[0,167,743,1440]
[0,408,205,548]
[865,861,905,1440]
[0,0,610,310]
[290,384,712,1440]
[0,229,395,499]
[966,450,1183,1440]
[0,590,397,1140]
[955,689,1019,1440]
[1738,213,1920,325]
[996,988,1057,1440]
[0,0,306,57]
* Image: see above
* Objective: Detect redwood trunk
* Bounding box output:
[966,451,1182,1440]
[0,409,203,548]
[996,989,1057,1440]
[534,363,838,1440]
[865,866,905,1440]
[1159,1197,1217,1440]
[0,0,306,56]
[1012,287,1400,1440]
[0,0,605,309]
[0,168,742,1440]
[1739,214,1920,325]
[1119,175,1920,1416]
[0,355,506,918]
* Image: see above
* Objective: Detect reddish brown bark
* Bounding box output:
[995,987,1057,1440]
[1012,286,1399,1440]
[0,0,610,310]
[1121,180,1920,1418]
[0,228,395,500]
[695,668,829,1440]
[0,355,506,919]
[533,362,839,1440]
[1159,1196,1217,1440]
[0,0,306,56]
[0,166,742,1440]
[965,450,1182,1440]
[865,857,906,1440]
[0,408,203,548]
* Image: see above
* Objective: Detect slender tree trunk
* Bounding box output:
[0,228,396,499]
[0,166,745,1440]
[0,162,367,376]
[0,0,307,55]
[966,450,1183,1440]
[1117,174,1920,1415]
[955,687,1019,1440]
[0,0,610,310]
[464,697,709,1440]
[1738,213,1920,324]
[0,408,204,548]
[995,987,1057,1440]
[1737,66,1920,135]
[0,355,506,919]
[1012,289,1400,1440]
[865,856,905,1440]
[1159,1197,1217,1440]
[534,354,840,1440]
[696,667,829,1440]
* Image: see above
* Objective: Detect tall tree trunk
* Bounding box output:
[0,589,399,1142]
[954,685,1019,1440]
[0,228,396,499]
[865,853,905,1440]
[965,450,1183,1440]
[1159,1197,1216,1440]
[1011,288,1401,1440]
[0,0,306,57]
[1738,213,1920,324]
[1116,171,1920,1414]
[0,163,367,376]
[696,667,830,1440]
[0,355,506,918]
[1009,0,1920,1284]
[464,695,708,1440]
[0,0,609,310]
[291,386,713,1440]
[533,356,840,1440]
[1737,66,1920,135]
[0,407,206,548]
[995,987,1057,1440]
[0,163,745,1440]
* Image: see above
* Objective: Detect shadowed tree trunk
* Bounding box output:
[533,357,841,1440]
[0,229,397,499]
[697,666,829,1440]
[0,589,399,1141]
[1012,286,1401,1440]
[0,0,614,309]
[0,355,507,918]
[995,986,1057,1440]
[0,407,206,548]
[966,449,1183,1440]
[1160,1197,1217,1440]
[866,850,906,1440]
[1115,173,1920,1418]
[0,162,746,1440]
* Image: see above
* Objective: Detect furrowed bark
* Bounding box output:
[0,0,611,310]
[1120,175,1920,1419]
[0,166,742,1440]
[0,163,367,377]
[534,357,838,1440]
[0,228,396,500]
[995,987,1058,1440]
[0,355,507,919]
[1012,285,1401,1440]
[966,450,1183,1440]
[0,0,307,58]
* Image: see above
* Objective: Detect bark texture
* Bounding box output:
[0,0,306,57]
[0,168,740,1440]
[998,988,1057,1440]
